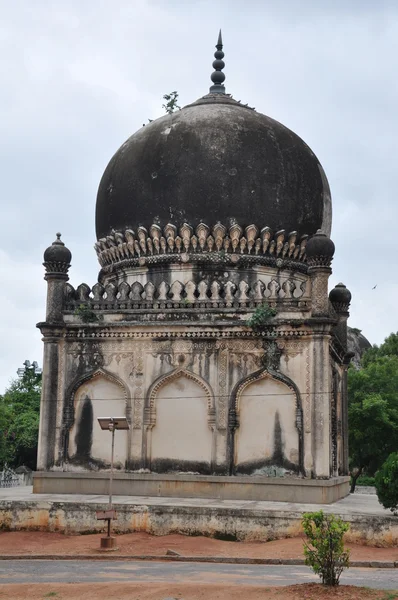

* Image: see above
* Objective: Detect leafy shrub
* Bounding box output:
[73,304,100,324]
[302,511,350,586]
[352,475,375,487]
[247,303,277,331]
[375,452,398,514]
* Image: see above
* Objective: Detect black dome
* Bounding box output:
[306,230,335,259]
[329,283,352,307]
[43,234,72,264]
[96,95,332,240]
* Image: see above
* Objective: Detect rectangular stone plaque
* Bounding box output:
[96,510,117,520]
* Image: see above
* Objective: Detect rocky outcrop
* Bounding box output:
[347,327,372,369]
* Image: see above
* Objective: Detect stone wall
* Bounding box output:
[37,319,348,480]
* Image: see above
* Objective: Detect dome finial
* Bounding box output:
[209,29,226,94]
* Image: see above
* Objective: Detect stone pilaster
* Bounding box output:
[37,328,63,470]
[309,267,332,317]
[305,230,335,319]
[311,330,332,478]
[341,356,352,475]
[44,273,69,323]
[329,283,352,350]
[37,234,72,470]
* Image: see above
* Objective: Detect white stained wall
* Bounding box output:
[150,374,213,466]
[69,375,128,467]
[235,376,299,469]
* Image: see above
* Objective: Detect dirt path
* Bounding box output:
[0,531,397,561]
[0,582,395,599]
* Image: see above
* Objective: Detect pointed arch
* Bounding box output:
[65,367,129,429]
[62,367,131,467]
[146,368,215,429]
[143,368,216,473]
[228,366,304,475]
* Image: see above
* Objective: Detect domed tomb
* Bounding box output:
[96,92,331,246]
[35,33,352,506]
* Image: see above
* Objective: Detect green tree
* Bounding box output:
[348,392,397,492]
[363,332,398,366]
[375,452,398,514]
[348,332,398,492]
[0,365,42,470]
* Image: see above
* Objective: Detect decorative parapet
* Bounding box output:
[94,222,309,273]
[65,276,310,312]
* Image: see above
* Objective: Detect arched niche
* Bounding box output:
[230,369,303,475]
[145,369,215,474]
[68,369,129,468]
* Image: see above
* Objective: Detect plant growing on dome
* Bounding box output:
[247,302,277,332]
[74,304,100,324]
[162,91,180,114]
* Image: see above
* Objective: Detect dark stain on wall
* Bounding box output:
[272,411,284,464]
[75,395,93,460]
[235,411,298,475]
[150,458,212,475]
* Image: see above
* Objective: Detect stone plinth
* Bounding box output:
[33,472,350,504]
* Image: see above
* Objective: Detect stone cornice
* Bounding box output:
[63,326,313,341]
[94,222,309,276]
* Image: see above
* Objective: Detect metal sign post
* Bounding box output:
[96,416,129,550]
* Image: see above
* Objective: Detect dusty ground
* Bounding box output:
[0,531,397,561]
[0,582,396,599]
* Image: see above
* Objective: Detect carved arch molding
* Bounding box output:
[228,366,304,475]
[62,368,131,453]
[145,368,216,430]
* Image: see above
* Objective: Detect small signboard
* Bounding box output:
[97,417,129,430]
[96,509,117,520]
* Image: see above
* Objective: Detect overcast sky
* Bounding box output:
[0,0,397,392]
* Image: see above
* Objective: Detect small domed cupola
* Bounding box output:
[306,230,335,267]
[43,233,72,275]
[329,282,352,313]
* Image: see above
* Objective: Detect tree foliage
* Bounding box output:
[348,332,398,491]
[0,365,41,470]
[302,511,350,586]
[375,452,398,515]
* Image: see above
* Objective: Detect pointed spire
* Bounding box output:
[209,29,226,94]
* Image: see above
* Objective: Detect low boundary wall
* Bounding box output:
[1,496,397,546]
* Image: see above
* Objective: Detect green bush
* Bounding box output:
[302,511,350,586]
[73,304,100,324]
[247,303,277,331]
[375,452,398,515]
[351,475,375,487]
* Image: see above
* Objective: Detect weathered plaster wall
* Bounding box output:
[69,375,128,468]
[235,376,298,473]
[38,248,349,487]
[149,374,213,472]
[52,329,323,478]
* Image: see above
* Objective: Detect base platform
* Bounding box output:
[33,472,350,504]
[0,486,396,545]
